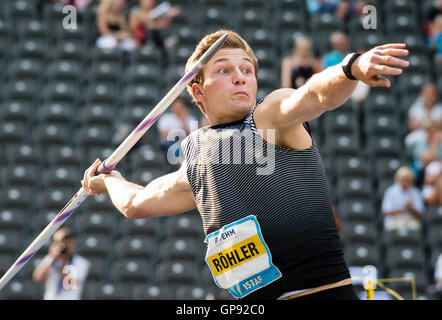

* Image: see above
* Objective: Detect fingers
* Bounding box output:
[370,77,391,88]
[378,48,409,57]
[376,43,406,50]
[374,54,410,68]
[82,158,102,194]
[372,64,403,76]
[365,75,390,88]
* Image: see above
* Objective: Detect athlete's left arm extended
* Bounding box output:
[263,43,409,130]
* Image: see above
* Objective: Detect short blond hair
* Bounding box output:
[185,30,258,115]
[394,166,415,183]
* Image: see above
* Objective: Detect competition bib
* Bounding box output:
[204,215,282,298]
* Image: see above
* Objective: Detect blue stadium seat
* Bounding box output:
[337,177,373,201]
[163,213,204,239]
[383,228,423,247]
[36,187,73,211]
[84,282,130,300]
[388,268,427,300]
[341,221,378,245]
[17,19,49,44]
[76,211,115,235]
[336,157,370,178]
[46,60,83,84]
[84,256,107,282]
[156,260,198,285]
[343,243,381,267]
[42,166,80,189]
[0,230,22,255]
[120,217,161,238]
[129,168,165,186]
[1,101,33,124]
[385,246,426,271]
[0,186,32,210]
[46,145,82,168]
[111,258,151,285]
[4,164,39,187]
[160,237,202,261]
[37,102,75,126]
[175,284,216,300]
[338,199,376,223]
[76,234,111,259]
[0,208,27,231]
[34,123,71,149]
[0,279,42,300]
[114,235,155,260]
[131,147,168,170]
[131,283,174,300]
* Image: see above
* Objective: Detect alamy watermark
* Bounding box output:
[165,120,276,176]
[362,5,377,30]
[62,5,78,30]
[62,265,78,290]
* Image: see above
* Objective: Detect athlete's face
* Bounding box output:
[192,48,258,125]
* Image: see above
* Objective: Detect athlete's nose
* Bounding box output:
[232,68,246,85]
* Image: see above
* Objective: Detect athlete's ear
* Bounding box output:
[192,82,205,104]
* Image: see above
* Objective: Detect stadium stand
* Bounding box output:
[0,0,441,300]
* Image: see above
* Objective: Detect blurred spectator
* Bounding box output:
[381,166,425,231]
[428,14,442,62]
[96,0,136,51]
[32,227,90,300]
[306,0,368,21]
[130,0,181,66]
[405,82,442,178]
[321,31,350,70]
[424,0,442,35]
[54,0,93,11]
[434,253,442,300]
[281,36,318,89]
[435,252,442,299]
[307,0,341,16]
[408,122,442,189]
[422,160,442,207]
[407,83,442,135]
[157,97,197,166]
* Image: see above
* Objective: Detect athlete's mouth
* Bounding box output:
[234,91,249,97]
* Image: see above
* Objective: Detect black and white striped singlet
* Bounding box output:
[181,101,351,299]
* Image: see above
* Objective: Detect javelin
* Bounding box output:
[0,33,228,290]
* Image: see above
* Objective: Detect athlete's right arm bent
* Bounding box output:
[81,159,196,219]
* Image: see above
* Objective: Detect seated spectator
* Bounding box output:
[424,0,442,36]
[405,83,442,153]
[281,36,318,89]
[157,97,197,167]
[381,166,425,231]
[422,160,442,207]
[96,0,136,51]
[435,252,442,299]
[428,14,442,62]
[130,0,181,66]
[306,0,341,15]
[53,0,93,11]
[321,31,350,70]
[306,0,368,21]
[408,122,442,188]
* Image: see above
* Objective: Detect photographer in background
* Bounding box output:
[32,227,90,300]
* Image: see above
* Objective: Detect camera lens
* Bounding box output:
[60,244,67,254]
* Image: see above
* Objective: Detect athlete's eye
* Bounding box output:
[243,68,251,74]
[219,68,229,74]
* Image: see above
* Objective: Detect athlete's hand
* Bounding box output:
[351,43,410,87]
[81,158,123,195]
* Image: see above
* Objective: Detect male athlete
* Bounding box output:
[81,30,409,300]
